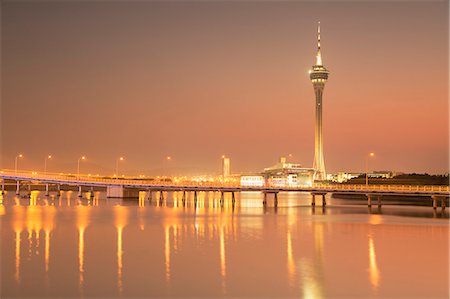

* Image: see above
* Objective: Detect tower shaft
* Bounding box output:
[309,22,329,181]
[313,83,326,180]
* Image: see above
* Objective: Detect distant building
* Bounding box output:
[368,171,395,179]
[222,157,231,177]
[264,157,315,187]
[240,175,265,187]
[333,172,362,183]
[240,157,314,187]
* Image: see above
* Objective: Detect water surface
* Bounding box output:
[1,191,448,298]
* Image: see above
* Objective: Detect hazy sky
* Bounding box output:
[1,1,448,175]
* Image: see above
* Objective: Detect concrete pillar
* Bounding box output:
[57,184,61,197]
[232,192,235,205]
[1,179,4,195]
[367,195,372,208]
[322,194,326,206]
[182,191,186,203]
[377,196,382,208]
[45,184,49,196]
[432,196,438,210]
[27,184,31,196]
[263,192,267,205]
[16,181,20,195]
[274,192,278,207]
[441,197,446,211]
[78,185,82,198]
[311,194,316,206]
[148,190,153,202]
[194,191,197,204]
[159,191,164,203]
[220,192,224,205]
[90,186,94,199]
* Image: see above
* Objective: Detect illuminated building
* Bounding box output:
[222,156,231,177]
[240,175,265,187]
[240,157,314,187]
[309,22,330,181]
[263,157,315,187]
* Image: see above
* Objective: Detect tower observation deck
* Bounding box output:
[309,22,330,181]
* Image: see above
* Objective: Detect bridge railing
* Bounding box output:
[1,169,448,193]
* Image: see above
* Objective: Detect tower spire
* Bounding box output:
[316,21,322,66]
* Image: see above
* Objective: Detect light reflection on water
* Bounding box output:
[0,191,448,298]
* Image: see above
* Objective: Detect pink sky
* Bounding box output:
[1,1,448,175]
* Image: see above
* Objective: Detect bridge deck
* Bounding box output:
[1,171,449,197]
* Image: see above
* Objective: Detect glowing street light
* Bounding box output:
[14,154,23,175]
[116,157,124,178]
[44,155,52,173]
[77,156,86,179]
[366,152,375,186]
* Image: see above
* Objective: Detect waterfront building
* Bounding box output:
[309,22,330,181]
[222,156,231,177]
[240,175,265,187]
[263,157,315,187]
[240,157,314,187]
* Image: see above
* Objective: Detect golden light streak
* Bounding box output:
[114,206,128,295]
[164,226,171,283]
[117,226,124,294]
[77,206,90,292]
[79,226,85,287]
[287,230,295,288]
[14,229,21,284]
[368,234,380,291]
[45,229,50,273]
[219,225,226,294]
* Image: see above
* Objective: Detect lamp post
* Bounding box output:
[44,155,52,173]
[77,156,86,179]
[15,154,23,175]
[115,157,124,178]
[366,152,375,186]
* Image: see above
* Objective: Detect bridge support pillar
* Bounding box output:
[274,192,278,207]
[232,192,235,205]
[45,184,49,196]
[148,190,152,202]
[367,195,372,208]
[27,184,31,197]
[89,186,94,199]
[106,185,139,198]
[377,196,382,208]
[159,191,164,204]
[442,197,446,210]
[311,194,316,206]
[57,184,61,197]
[322,194,326,206]
[263,192,267,205]
[78,186,82,198]
[1,179,4,195]
[16,181,20,195]
[194,191,197,205]
[432,196,438,210]
[220,192,224,205]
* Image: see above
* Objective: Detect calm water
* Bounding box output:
[1,190,448,298]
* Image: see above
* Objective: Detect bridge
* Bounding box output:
[1,170,449,210]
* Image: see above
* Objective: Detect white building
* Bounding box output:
[240,175,265,187]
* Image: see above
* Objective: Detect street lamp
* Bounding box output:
[366,152,375,186]
[77,156,86,179]
[116,157,124,178]
[44,155,52,173]
[14,154,23,175]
